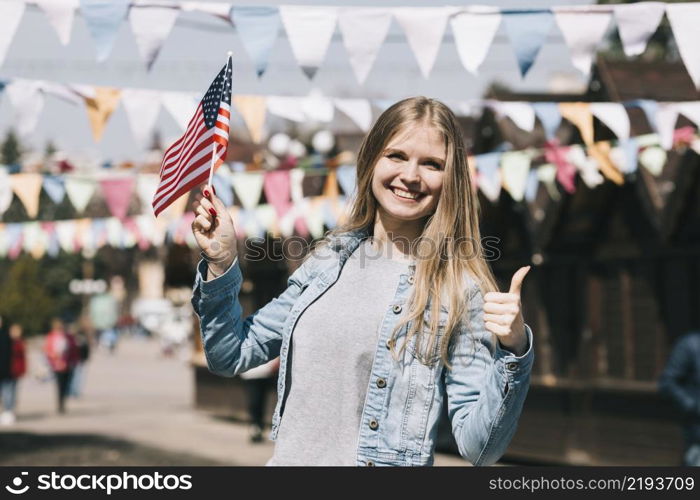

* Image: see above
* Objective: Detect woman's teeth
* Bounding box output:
[391,187,421,200]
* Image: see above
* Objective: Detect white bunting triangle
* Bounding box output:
[232,171,264,211]
[290,168,305,203]
[181,2,232,22]
[394,7,454,79]
[254,205,276,237]
[129,5,179,71]
[39,80,82,105]
[639,146,667,176]
[333,98,373,132]
[303,198,326,239]
[450,8,501,75]
[267,96,305,122]
[301,91,334,122]
[56,220,77,253]
[590,102,630,140]
[121,88,162,149]
[568,145,604,188]
[161,91,199,131]
[337,7,392,85]
[500,151,531,202]
[280,6,338,79]
[492,102,536,132]
[676,101,700,129]
[65,177,97,213]
[613,2,665,57]
[656,103,679,150]
[553,8,612,78]
[36,0,78,46]
[0,1,24,68]
[5,80,45,138]
[666,4,700,89]
[136,174,160,212]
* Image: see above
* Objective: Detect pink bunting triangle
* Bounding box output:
[263,170,292,219]
[544,141,576,194]
[99,177,135,220]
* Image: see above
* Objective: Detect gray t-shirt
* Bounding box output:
[267,238,410,466]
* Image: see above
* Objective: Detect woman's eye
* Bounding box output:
[425,161,443,169]
[388,153,404,161]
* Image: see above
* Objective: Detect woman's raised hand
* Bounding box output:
[191,185,238,275]
[483,266,531,356]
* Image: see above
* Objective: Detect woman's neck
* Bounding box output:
[371,211,426,261]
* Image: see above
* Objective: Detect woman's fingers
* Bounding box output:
[196,204,212,221]
[201,184,227,213]
[483,301,519,315]
[193,214,212,232]
[197,196,218,216]
[483,313,512,326]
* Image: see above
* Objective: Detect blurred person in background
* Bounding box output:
[68,321,92,399]
[1,322,27,425]
[659,330,700,466]
[43,318,79,414]
[89,291,119,354]
[240,358,280,443]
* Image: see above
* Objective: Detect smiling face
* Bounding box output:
[371,121,446,227]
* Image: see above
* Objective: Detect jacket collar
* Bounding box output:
[327,227,371,260]
[326,226,417,271]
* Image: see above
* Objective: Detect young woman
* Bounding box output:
[191,96,534,466]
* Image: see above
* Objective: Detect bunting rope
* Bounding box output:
[1,1,698,87]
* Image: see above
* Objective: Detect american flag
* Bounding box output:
[152,57,232,217]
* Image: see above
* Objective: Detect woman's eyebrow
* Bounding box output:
[424,155,445,164]
[384,148,445,164]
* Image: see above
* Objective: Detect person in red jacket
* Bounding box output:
[43,318,79,414]
[1,323,26,426]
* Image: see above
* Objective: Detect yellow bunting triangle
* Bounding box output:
[232,95,267,144]
[85,87,122,142]
[10,173,43,219]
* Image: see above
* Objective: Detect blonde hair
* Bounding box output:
[316,96,498,368]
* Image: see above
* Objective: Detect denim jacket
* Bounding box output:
[191,228,534,466]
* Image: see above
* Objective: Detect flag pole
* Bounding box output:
[208,51,233,191]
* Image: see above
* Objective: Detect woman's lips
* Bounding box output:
[389,186,424,202]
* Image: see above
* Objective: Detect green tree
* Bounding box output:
[45,140,57,157]
[0,256,57,335]
[1,129,22,165]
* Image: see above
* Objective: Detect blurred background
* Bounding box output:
[1,0,699,466]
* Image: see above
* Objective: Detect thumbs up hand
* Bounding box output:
[483,266,531,356]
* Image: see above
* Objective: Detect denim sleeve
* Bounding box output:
[191,255,312,378]
[443,283,534,466]
[658,336,698,416]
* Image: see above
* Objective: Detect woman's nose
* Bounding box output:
[400,160,421,184]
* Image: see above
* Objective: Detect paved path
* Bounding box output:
[1,336,471,466]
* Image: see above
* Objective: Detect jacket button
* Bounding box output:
[376,378,386,388]
[385,339,393,350]
[407,275,414,284]
[392,304,402,314]
[368,418,379,430]
[366,460,375,467]
[506,362,518,372]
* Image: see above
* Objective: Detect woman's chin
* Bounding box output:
[380,204,430,222]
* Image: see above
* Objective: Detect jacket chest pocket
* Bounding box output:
[406,306,449,368]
